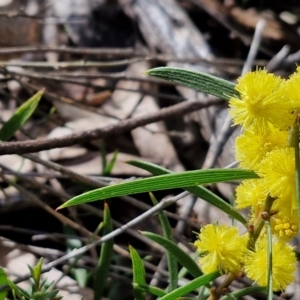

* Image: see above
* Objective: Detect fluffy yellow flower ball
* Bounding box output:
[194,224,246,274]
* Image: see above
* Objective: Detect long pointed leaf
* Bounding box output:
[146,67,238,100]
[0,269,8,300]
[178,251,200,279]
[93,203,114,300]
[129,245,146,300]
[128,160,247,224]
[137,284,166,297]
[103,150,119,176]
[0,90,43,141]
[159,271,220,300]
[7,279,30,299]
[58,168,257,209]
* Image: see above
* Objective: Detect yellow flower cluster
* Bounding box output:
[231,69,300,239]
[194,68,300,292]
[194,224,296,291]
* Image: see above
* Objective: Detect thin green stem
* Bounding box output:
[293,118,300,233]
[265,220,273,299]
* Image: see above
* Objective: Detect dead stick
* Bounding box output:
[0,98,223,155]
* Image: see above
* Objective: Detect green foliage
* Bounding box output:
[129,245,146,300]
[93,203,114,300]
[7,258,62,300]
[129,160,247,224]
[136,284,166,297]
[58,168,257,209]
[101,141,119,176]
[103,150,119,176]
[146,67,238,100]
[0,90,43,141]
[158,272,220,300]
[0,269,8,300]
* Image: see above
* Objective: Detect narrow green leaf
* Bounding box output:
[178,251,200,279]
[0,269,8,300]
[31,257,43,290]
[0,90,43,141]
[150,193,178,291]
[146,67,238,100]
[42,289,61,299]
[103,150,119,176]
[179,298,205,300]
[141,231,202,278]
[129,245,146,300]
[128,160,247,224]
[58,168,257,209]
[129,245,146,285]
[159,271,220,300]
[137,284,167,297]
[220,286,267,300]
[7,279,30,298]
[93,203,114,300]
[7,279,22,298]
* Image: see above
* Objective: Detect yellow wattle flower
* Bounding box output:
[235,179,267,210]
[258,148,297,215]
[235,125,288,170]
[282,66,300,112]
[244,238,296,291]
[229,69,295,132]
[194,224,246,274]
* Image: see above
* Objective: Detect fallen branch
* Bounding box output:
[0,98,223,155]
